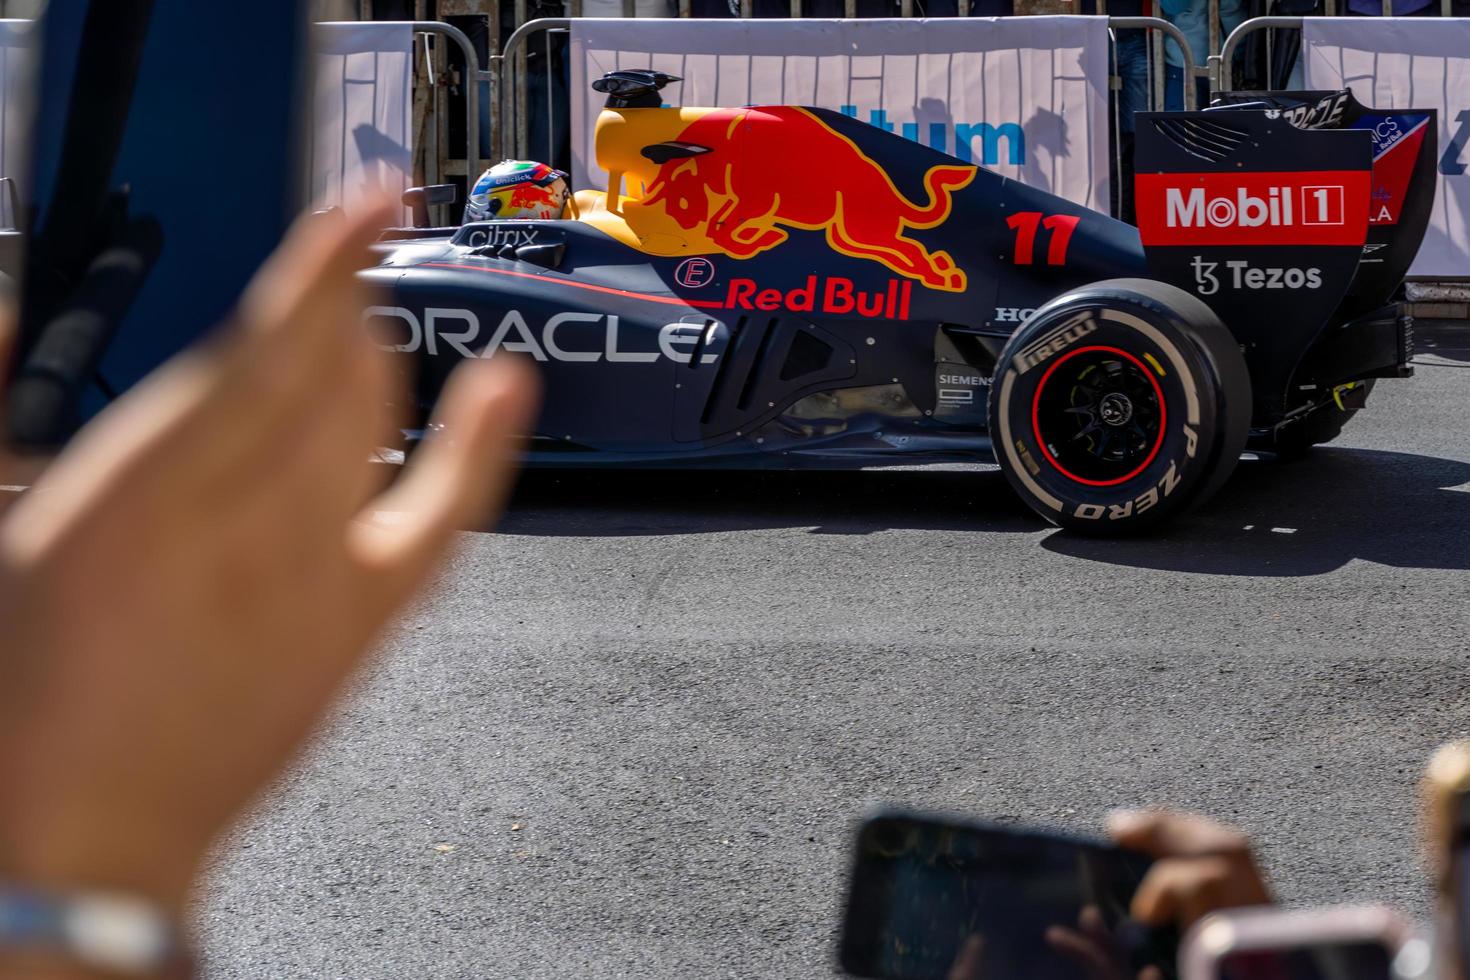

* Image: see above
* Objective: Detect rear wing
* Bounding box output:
[1134,94,1436,419]
[1210,90,1438,323]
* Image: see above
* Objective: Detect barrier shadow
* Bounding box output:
[1045,448,1470,576]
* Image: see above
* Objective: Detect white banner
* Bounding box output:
[1303,17,1470,278]
[569,17,1111,212]
[310,23,415,220]
[0,22,412,226]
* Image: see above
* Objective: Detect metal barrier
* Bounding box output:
[1214,15,1299,92]
[408,19,488,183]
[317,20,489,187]
[493,15,1198,220]
[497,18,568,173]
[1118,14,1208,112]
[1215,4,1460,92]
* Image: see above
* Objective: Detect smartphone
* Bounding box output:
[1179,906,1422,980]
[1445,771,1470,980]
[1423,742,1470,980]
[838,810,1176,980]
[8,0,308,449]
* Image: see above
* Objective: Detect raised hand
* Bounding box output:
[1109,809,1273,930]
[0,201,539,922]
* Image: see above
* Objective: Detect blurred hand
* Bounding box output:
[1108,809,1273,930]
[1045,904,1159,980]
[0,201,539,921]
[945,934,986,980]
[0,310,42,501]
[1423,741,1470,980]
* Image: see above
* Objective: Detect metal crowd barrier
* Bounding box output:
[406,19,488,183]
[1215,11,1455,93]
[1214,2,1459,91]
[1111,11,1209,118]
[317,19,489,186]
[1215,15,1299,92]
[491,15,1197,220]
[401,4,1458,223]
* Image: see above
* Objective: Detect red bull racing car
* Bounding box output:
[365,73,1436,533]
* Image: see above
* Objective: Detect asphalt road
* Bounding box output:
[201,324,1470,980]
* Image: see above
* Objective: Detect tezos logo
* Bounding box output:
[1191,256,1322,295]
[1166,185,1344,229]
[674,257,716,289]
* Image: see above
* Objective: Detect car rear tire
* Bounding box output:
[988,278,1250,534]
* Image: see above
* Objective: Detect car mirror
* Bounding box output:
[401,184,458,228]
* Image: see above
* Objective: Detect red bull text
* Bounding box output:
[724,276,913,319]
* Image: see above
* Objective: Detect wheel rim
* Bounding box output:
[1030,345,1167,487]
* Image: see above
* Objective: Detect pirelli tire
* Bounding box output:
[988,278,1250,535]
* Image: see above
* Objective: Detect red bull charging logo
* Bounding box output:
[630,107,976,293]
[509,183,559,211]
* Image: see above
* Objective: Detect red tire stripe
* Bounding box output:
[1029,345,1168,488]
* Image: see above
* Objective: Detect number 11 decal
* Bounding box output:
[1006,212,1080,266]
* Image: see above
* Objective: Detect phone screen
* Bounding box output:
[1216,943,1392,980]
[11,0,306,446]
[1454,792,1470,977]
[839,813,1170,980]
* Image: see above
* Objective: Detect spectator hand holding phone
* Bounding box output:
[0,201,538,967]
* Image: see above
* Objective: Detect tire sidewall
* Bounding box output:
[989,289,1223,532]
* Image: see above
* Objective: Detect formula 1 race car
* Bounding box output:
[364,73,1437,533]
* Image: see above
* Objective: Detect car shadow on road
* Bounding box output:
[1045,447,1470,576]
[498,448,1470,576]
[499,466,1038,537]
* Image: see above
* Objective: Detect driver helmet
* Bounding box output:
[464,160,569,222]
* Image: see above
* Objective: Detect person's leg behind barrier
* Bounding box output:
[1113,29,1148,222]
[1116,29,1149,131]
[1165,63,1186,111]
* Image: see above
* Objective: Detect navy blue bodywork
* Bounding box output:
[363,105,1148,469]
[363,93,1432,469]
